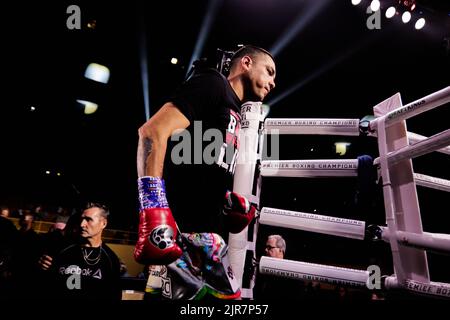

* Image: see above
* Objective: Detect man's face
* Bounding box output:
[80,207,106,240]
[246,54,276,101]
[19,213,34,228]
[265,237,283,258]
[1,209,10,218]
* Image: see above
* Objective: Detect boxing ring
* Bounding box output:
[228,86,450,299]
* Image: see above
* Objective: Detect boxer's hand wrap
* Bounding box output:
[134,176,182,265]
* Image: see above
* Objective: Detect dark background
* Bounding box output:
[1,0,449,280]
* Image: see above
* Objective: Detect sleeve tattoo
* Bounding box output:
[137,136,153,177]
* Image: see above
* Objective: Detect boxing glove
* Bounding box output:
[223,191,256,234]
[134,176,182,265]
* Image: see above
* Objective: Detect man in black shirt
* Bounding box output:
[39,202,121,300]
[0,215,18,299]
[135,45,276,299]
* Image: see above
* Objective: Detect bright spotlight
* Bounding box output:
[385,6,396,18]
[171,57,178,65]
[402,11,411,23]
[370,0,380,12]
[415,18,426,30]
[351,0,362,5]
[77,99,99,115]
[84,63,110,84]
[335,142,351,156]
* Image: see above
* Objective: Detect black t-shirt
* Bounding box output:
[165,69,242,237]
[51,243,122,300]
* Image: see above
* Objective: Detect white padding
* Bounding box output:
[261,159,358,177]
[403,279,450,298]
[264,118,360,136]
[229,101,262,289]
[373,276,450,299]
[259,256,369,287]
[260,207,366,240]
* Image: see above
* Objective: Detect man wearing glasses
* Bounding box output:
[264,235,286,259]
[255,234,305,299]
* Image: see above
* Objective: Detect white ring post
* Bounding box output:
[374,92,429,284]
[229,101,264,296]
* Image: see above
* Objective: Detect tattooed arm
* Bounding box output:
[137,102,190,177]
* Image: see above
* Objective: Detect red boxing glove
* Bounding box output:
[134,177,182,265]
[223,191,257,233]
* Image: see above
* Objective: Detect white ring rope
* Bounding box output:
[263,118,360,136]
[259,256,370,288]
[408,132,450,156]
[234,87,450,300]
[371,86,450,129]
[414,173,450,193]
[261,159,358,177]
[259,207,366,240]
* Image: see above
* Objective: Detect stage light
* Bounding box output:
[351,0,362,5]
[385,6,396,18]
[415,17,425,30]
[77,99,99,115]
[171,57,178,65]
[370,0,380,12]
[400,0,416,11]
[402,11,411,23]
[30,106,36,111]
[335,142,351,156]
[87,20,97,30]
[84,63,110,84]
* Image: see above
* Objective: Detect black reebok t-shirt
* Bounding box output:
[51,243,122,300]
[165,69,242,237]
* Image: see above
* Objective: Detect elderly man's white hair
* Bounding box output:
[267,234,286,254]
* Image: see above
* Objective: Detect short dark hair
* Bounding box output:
[84,202,110,219]
[229,45,274,70]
